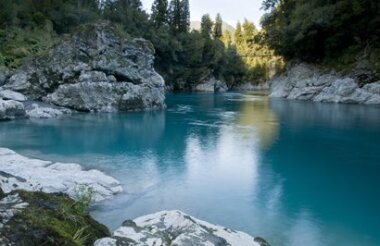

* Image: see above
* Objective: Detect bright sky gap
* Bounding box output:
[141,0,265,27]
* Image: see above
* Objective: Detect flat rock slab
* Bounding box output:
[96,210,267,246]
[0,148,122,202]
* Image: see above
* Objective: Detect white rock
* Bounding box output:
[95,210,265,246]
[4,73,29,92]
[26,103,64,119]
[363,81,380,95]
[0,148,123,203]
[0,90,27,102]
[0,99,26,120]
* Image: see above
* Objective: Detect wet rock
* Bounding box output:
[95,210,267,246]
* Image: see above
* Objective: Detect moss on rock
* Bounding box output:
[0,191,110,246]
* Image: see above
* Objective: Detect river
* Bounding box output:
[0,93,379,246]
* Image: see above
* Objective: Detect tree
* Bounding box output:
[151,0,169,28]
[179,0,190,33]
[200,14,213,38]
[222,31,232,48]
[234,22,243,46]
[261,0,380,62]
[168,0,181,33]
[213,13,223,39]
[242,19,256,43]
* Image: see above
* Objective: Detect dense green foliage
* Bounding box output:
[0,0,278,89]
[261,0,380,63]
[231,20,283,82]
[1,191,109,245]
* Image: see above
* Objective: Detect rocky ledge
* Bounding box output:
[270,63,380,104]
[96,210,269,246]
[0,148,122,203]
[0,21,165,116]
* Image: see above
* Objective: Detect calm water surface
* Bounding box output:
[0,93,380,246]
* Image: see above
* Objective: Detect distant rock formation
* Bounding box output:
[95,210,269,246]
[1,21,165,114]
[270,63,380,104]
[194,77,228,93]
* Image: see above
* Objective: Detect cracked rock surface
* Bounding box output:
[95,210,269,246]
[0,148,123,203]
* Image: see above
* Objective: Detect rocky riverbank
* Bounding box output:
[0,21,165,121]
[0,148,270,245]
[270,63,380,104]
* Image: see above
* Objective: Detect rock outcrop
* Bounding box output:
[95,210,269,246]
[270,63,380,104]
[194,77,228,93]
[1,22,165,112]
[0,148,123,203]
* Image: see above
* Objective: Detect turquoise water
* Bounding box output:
[0,93,380,246]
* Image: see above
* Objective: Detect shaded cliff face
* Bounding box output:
[2,22,165,112]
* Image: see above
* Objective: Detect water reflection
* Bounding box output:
[235,95,279,148]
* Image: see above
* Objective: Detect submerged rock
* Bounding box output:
[269,63,380,104]
[95,210,268,246]
[0,148,123,202]
[2,21,165,112]
[0,99,26,121]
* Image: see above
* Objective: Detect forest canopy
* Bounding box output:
[0,0,280,89]
[261,0,380,62]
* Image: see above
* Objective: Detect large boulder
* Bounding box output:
[0,99,26,120]
[2,22,165,112]
[0,148,123,203]
[270,63,380,104]
[95,210,269,246]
